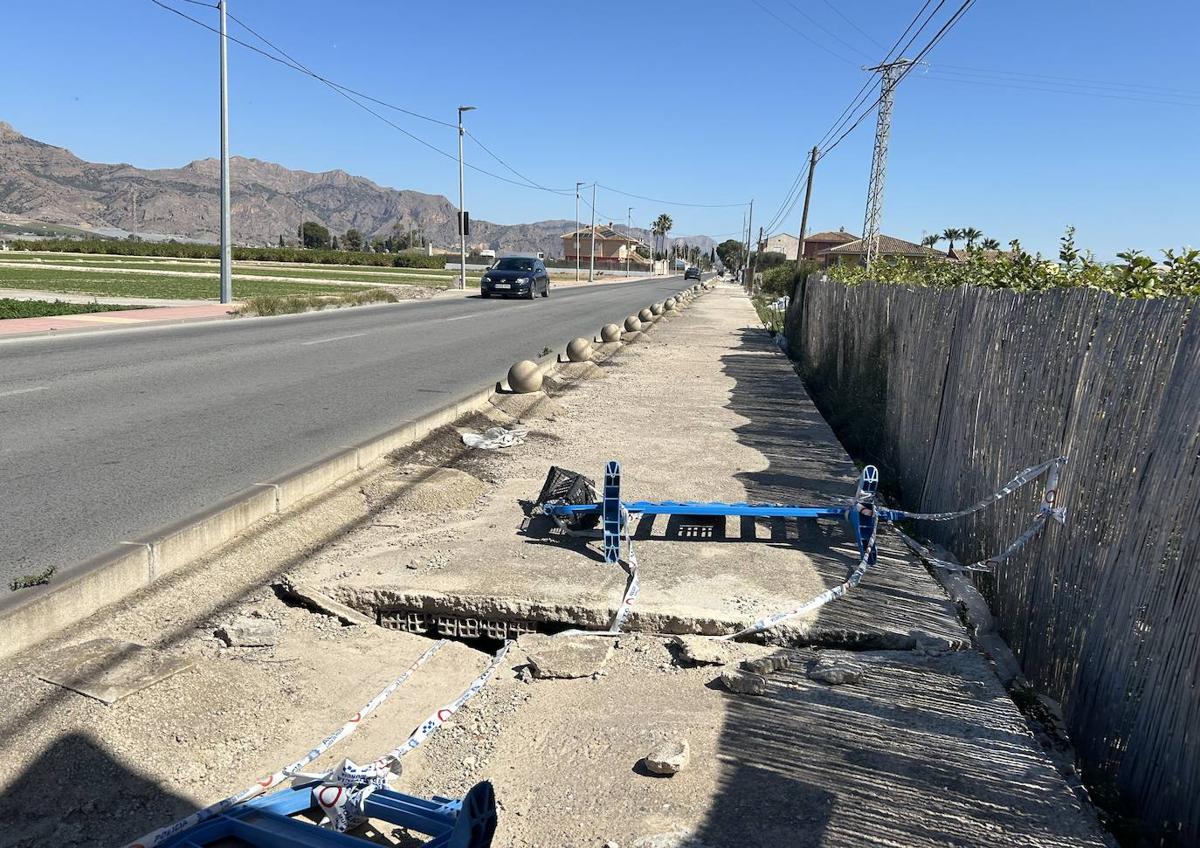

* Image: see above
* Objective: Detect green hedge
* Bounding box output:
[5,239,448,269]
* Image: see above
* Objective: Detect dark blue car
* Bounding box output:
[480,256,550,299]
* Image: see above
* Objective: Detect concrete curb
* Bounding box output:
[0,382,496,662]
[0,292,709,661]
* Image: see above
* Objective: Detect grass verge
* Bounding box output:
[234,287,400,317]
[0,298,144,319]
[0,266,372,300]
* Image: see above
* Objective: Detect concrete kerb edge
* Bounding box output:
[0,302,702,662]
[0,376,503,663]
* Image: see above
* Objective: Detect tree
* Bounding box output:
[301,220,331,249]
[652,213,673,262]
[331,235,339,250]
[921,234,940,249]
[962,227,983,250]
[343,228,364,252]
[980,237,1001,251]
[941,227,964,253]
[278,235,285,248]
[716,238,745,271]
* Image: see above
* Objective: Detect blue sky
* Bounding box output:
[3,1,1198,257]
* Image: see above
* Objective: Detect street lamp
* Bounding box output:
[626,206,633,276]
[457,105,475,291]
[575,181,584,283]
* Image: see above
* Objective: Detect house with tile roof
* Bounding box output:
[560,223,648,268]
[818,234,946,267]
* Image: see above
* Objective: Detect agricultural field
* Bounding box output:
[0,266,383,301]
[0,251,463,301]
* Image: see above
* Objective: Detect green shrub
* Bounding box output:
[827,228,1200,299]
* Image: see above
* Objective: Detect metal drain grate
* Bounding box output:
[378,608,539,641]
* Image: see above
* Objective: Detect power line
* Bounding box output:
[930,62,1200,98]
[818,0,975,163]
[819,0,887,51]
[595,184,749,209]
[919,68,1200,108]
[748,0,861,66]
[153,1,743,214]
[760,0,941,235]
[781,0,875,61]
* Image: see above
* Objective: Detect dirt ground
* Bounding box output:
[0,284,1112,847]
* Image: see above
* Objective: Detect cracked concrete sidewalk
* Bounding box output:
[290,284,1110,846]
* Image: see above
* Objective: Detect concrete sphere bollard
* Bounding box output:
[692,284,701,292]
[600,323,622,342]
[507,359,543,394]
[639,307,654,322]
[665,297,677,310]
[566,337,592,362]
[651,302,665,316]
[624,315,642,332]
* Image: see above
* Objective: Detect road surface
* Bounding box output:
[0,275,699,585]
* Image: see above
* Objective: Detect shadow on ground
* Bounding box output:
[0,733,194,848]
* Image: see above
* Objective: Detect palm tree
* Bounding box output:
[921,234,940,250]
[652,213,673,262]
[942,228,964,253]
[980,237,1001,251]
[962,227,983,250]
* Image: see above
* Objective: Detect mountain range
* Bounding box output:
[0,122,716,258]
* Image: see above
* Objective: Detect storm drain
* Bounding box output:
[378,608,541,641]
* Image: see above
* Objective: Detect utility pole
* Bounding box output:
[575,181,583,283]
[457,105,475,291]
[588,183,597,282]
[626,206,633,275]
[795,145,819,271]
[743,199,754,287]
[218,0,231,304]
[749,226,763,294]
[862,59,910,271]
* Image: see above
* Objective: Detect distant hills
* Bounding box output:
[0,122,715,258]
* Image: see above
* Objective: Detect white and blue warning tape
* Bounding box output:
[123,639,448,848]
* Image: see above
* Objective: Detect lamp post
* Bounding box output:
[457,105,475,291]
[218,0,231,304]
[626,206,633,275]
[575,181,584,283]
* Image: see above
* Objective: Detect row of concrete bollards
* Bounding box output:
[505,282,710,394]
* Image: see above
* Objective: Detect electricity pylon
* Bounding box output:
[862,58,910,271]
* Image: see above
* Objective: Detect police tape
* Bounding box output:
[895,507,1063,573]
[719,456,1066,640]
[718,515,878,640]
[883,456,1066,522]
[123,639,448,848]
[609,506,640,632]
[297,642,512,832]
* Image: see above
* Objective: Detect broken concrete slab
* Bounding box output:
[806,651,865,685]
[215,616,279,647]
[644,739,690,775]
[519,633,614,679]
[741,655,789,675]
[278,579,372,625]
[323,288,967,653]
[672,635,734,666]
[718,669,767,695]
[36,637,194,705]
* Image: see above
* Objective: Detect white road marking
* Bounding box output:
[442,313,491,323]
[301,332,368,346]
[0,386,49,398]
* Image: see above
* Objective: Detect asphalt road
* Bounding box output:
[0,275,700,585]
